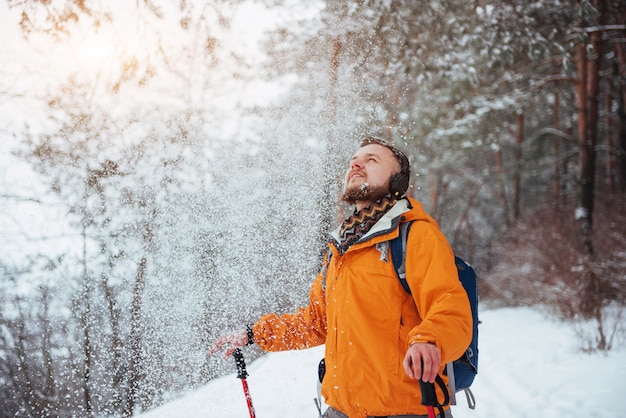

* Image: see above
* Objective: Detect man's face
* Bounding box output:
[342,143,401,207]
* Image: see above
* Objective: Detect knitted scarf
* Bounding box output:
[335,195,397,254]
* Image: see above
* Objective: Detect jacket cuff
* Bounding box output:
[246,324,255,346]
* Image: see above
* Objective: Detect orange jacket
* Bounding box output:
[253,197,472,417]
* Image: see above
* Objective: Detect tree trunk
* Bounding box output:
[80,227,94,416]
[606,74,616,194]
[124,257,147,417]
[494,139,510,225]
[102,273,124,408]
[575,26,592,255]
[512,112,524,220]
[575,0,605,256]
[41,287,56,415]
[81,303,93,414]
[14,302,37,415]
[453,188,480,258]
[552,90,561,208]
[615,41,626,193]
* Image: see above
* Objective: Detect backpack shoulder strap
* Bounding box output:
[390,220,413,294]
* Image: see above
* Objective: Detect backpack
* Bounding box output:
[391,221,478,409]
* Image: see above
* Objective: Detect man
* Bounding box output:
[209,136,472,418]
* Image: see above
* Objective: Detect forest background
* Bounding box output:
[1,1,625,417]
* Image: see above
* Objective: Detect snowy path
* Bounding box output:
[141,307,625,418]
[454,308,623,418]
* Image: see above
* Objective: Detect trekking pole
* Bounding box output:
[232,348,257,418]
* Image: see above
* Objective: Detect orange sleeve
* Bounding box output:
[252,273,327,352]
[405,222,473,364]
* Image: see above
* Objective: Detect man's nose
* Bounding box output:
[350,158,363,170]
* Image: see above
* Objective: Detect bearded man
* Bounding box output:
[210,136,472,418]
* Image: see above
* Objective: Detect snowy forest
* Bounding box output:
[1,0,625,417]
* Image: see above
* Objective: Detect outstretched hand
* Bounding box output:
[402,342,441,383]
[208,330,248,358]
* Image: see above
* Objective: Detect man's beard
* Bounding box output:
[341,182,389,205]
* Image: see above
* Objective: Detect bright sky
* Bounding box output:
[0,0,323,274]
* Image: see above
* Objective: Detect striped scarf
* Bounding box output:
[335,196,396,254]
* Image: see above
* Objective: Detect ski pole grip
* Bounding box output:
[419,379,438,406]
[233,348,248,379]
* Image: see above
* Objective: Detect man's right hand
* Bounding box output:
[207,330,248,358]
[402,342,441,383]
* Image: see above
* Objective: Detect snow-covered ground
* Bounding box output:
[140,307,624,418]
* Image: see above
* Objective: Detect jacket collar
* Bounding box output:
[330,197,412,245]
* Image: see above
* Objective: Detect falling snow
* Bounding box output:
[1,1,624,417]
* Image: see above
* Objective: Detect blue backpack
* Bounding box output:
[391,221,479,409]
